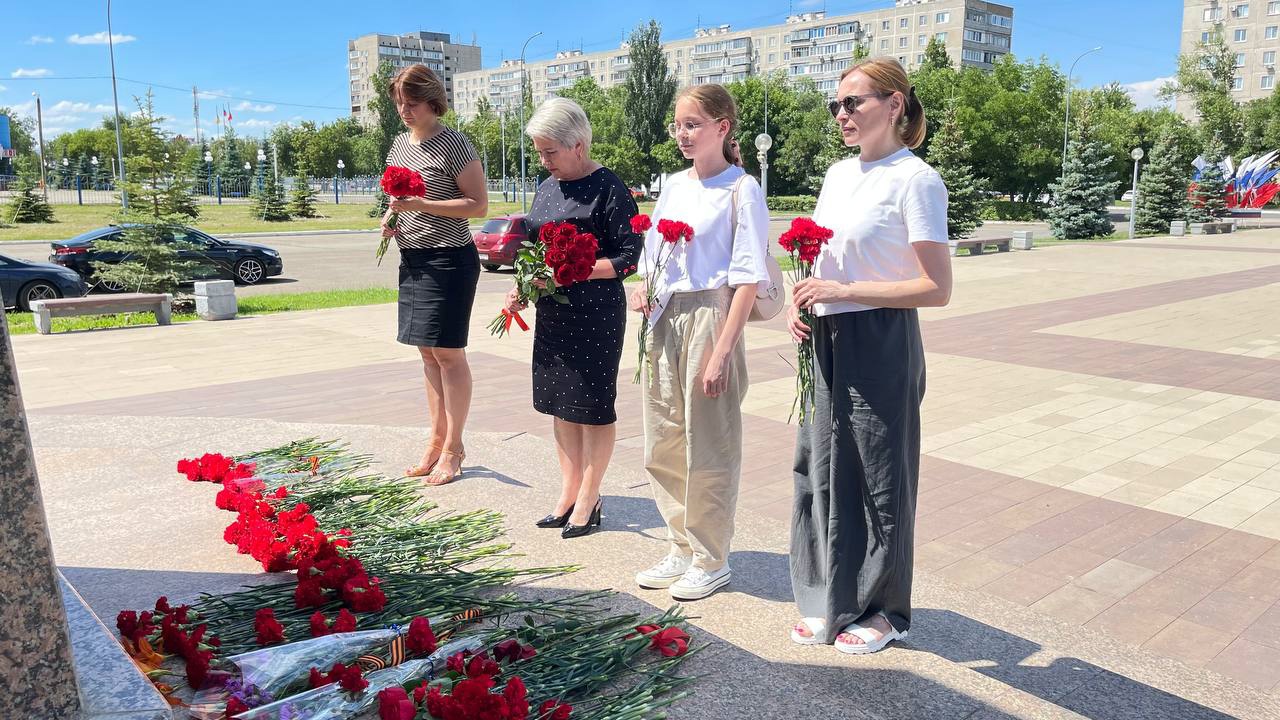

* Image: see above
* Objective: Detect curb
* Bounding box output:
[219,229,379,238]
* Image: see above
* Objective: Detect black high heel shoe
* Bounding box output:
[561,501,602,539]
[535,505,574,528]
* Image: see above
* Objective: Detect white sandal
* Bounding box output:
[834,613,907,655]
[790,617,827,645]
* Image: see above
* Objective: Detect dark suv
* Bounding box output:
[50,225,283,289]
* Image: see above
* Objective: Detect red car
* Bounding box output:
[473,215,528,271]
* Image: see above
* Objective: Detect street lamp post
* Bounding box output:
[335,159,345,204]
[1128,147,1143,239]
[256,148,267,194]
[31,92,48,200]
[500,108,508,201]
[1062,46,1102,183]
[107,0,128,209]
[91,156,99,191]
[755,133,773,198]
[518,31,543,213]
[204,150,213,195]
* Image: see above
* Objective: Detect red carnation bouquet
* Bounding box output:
[778,217,833,425]
[488,221,599,337]
[632,214,694,382]
[376,166,428,265]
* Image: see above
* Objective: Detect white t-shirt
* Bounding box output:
[640,165,771,324]
[811,147,949,316]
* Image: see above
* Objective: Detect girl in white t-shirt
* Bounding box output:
[787,58,954,654]
[628,85,771,601]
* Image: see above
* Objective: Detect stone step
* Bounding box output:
[59,571,173,720]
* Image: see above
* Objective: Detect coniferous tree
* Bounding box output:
[6,171,55,223]
[92,91,204,294]
[1190,137,1229,222]
[1135,127,1192,234]
[252,168,291,221]
[1048,103,1117,239]
[926,104,986,239]
[289,165,320,219]
[624,20,678,180]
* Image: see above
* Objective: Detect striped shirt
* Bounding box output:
[385,126,479,249]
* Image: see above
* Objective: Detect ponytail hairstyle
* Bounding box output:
[675,84,739,164]
[840,58,927,149]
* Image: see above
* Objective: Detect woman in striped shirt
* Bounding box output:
[381,64,488,485]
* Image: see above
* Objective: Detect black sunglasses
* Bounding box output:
[827,92,890,118]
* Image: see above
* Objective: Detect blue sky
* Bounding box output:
[2,1,1181,140]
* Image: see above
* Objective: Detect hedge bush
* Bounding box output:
[766,195,817,213]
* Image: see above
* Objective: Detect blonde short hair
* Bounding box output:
[525,97,592,154]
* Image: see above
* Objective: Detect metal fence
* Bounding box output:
[0,174,542,206]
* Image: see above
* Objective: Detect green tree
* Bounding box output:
[1164,33,1243,151]
[369,60,401,169]
[1190,137,1229,221]
[921,37,952,72]
[252,168,290,221]
[1135,127,1192,234]
[289,166,320,218]
[6,171,55,223]
[926,104,987,239]
[215,127,249,191]
[93,91,204,294]
[1048,102,1117,239]
[624,20,677,180]
[557,78,649,188]
[195,139,213,191]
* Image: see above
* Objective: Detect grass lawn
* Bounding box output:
[4,287,397,335]
[1,200,660,243]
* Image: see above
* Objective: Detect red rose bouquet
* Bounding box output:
[778,217,834,424]
[376,166,427,265]
[488,221,599,337]
[632,214,694,382]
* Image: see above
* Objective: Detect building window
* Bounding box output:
[993,34,1010,48]
[936,11,950,23]
[899,36,909,48]
[882,20,890,31]
[769,36,777,47]
[898,56,907,66]
[880,38,889,50]
[1205,7,1224,20]
[918,34,927,46]
[1268,25,1279,38]
[1237,52,1247,66]
[1271,0,1280,13]
[965,29,986,43]
[1233,3,1250,18]
[963,48,985,62]
[899,17,909,28]
[1264,75,1276,88]
[1236,28,1249,42]
[916,54,926,64]
[768,53,776,63]
[1234,76,1245,89]
[936,32,948,42]
[919,14,928,25]
[990,14,1013,28]
[1266,50,1277,64]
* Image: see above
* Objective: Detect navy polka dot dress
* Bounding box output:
[525,167,642,425]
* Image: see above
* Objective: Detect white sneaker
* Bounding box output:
[635,553,692,589]
[669,565,731,601]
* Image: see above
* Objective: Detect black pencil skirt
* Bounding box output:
[396,245,481,348]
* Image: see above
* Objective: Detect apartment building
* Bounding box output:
[347,31,482,125]
[1179,0,1280,114]
[452,0,1014,119]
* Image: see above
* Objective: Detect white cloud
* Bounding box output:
[1122,76,1175,110]
[240,118,278,129]
[11,68,53,78]
[67,31,136,45]
[27,35,54,44]
[47,100,115,114]
[234,101,277,113]
[0,84,7,92]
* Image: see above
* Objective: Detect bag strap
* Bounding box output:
[729,173,747,243]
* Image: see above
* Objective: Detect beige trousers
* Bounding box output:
[642,287,748,572]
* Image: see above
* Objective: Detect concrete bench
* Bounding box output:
[1189,221,1234,235]
[30,293,172,335]
[1012,230,1034,250]
[1170,220,1186,236]
[949,237,1011,256]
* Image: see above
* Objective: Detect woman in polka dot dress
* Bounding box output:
[504,98,643,539]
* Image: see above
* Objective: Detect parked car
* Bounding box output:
[49,225,283,290]
[1121,190,1135,202]
[0,252,89,311]
[473,215,528,271]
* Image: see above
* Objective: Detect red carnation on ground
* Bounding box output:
[337,663,368,693]
[493,638,537,663]
[407,616,437,655]
[253,608,286,646]
[539,699,573,720]
[341,574,387,612]
[632,624,690,657]
[378,686,416,720]
[226,697,250,717]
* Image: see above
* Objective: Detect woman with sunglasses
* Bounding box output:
[628,84,770,601]
[787,58,953,654]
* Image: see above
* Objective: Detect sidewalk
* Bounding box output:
[14,228,1280,707]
